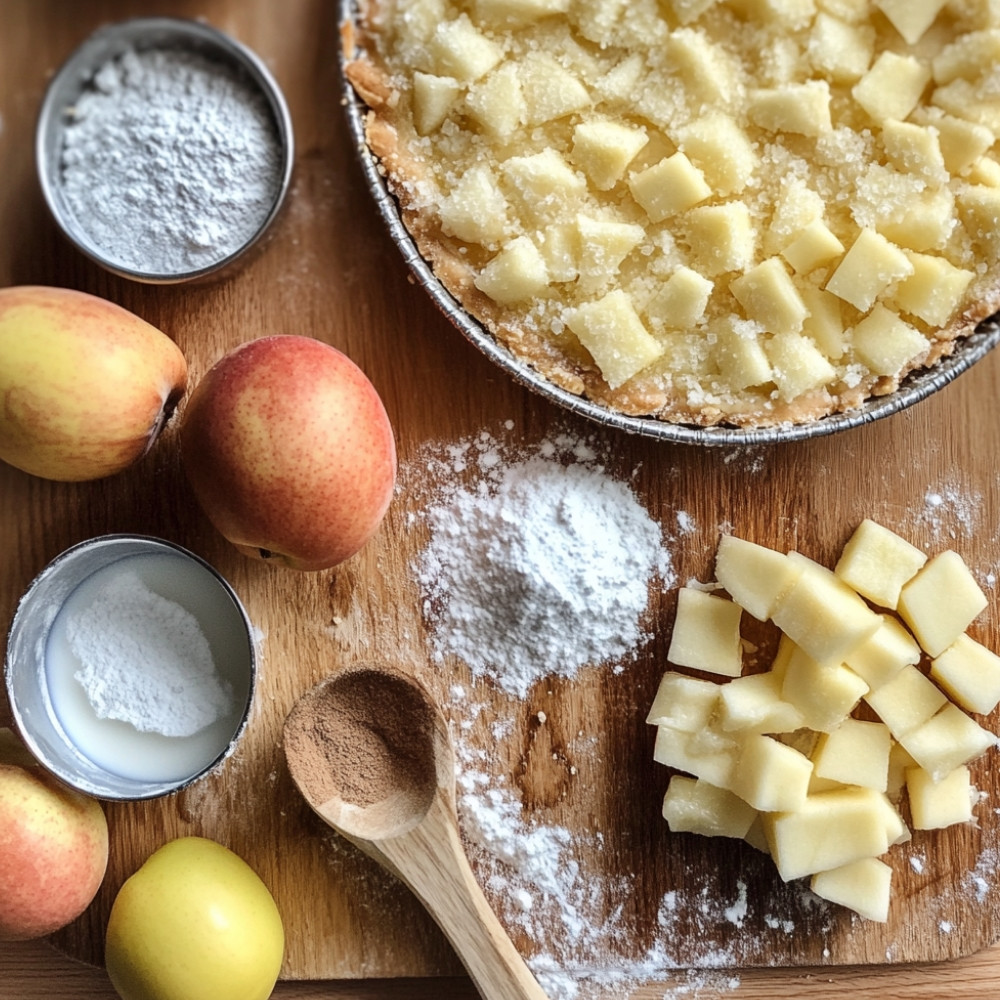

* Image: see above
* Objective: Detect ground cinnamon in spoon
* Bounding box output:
[286,668,437,809]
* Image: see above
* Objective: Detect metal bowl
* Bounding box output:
[5,535,256,800]
[338,0,1000,446]
[36,17,294,285]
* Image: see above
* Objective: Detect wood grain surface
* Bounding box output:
[4,1,1000,997]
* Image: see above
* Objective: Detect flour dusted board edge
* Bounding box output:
[2,0,1000,985]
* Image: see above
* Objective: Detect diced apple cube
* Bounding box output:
[744,813,771,854]
[731,734,813,812]
[968,157,1000,188]
[769,632,796,685]
[771,176,825,240]
[764,786,893,882]
[931,634,1000,715]
[781,645,869,732]
[683,203,756,276]
[571,120,649,191]
[474,0,571,27]
[807,13,875,83]
[731,258,808,335]
[852,52,931,122]
[664,28,735,105]
[594,53,645,103]
[780,219,845,274]
[800,285,846,358]
[811,857,892,922]
[502,149,586,224]
[439,163,510,243]
[646,671,722,729]
[474,236,550,304]
[766,331,837,402]
[662,775,758,839]
[892,253,974,327]
[718,670,804,734]
[898,550,988,657]
[572,0,627,42]
[878,188,957,253]
[957,186,1000,257]
[932,29,1000,86]
[906,764,974,830]
[429,15,504,81]
[575,215,645,289]
[887,741,918,798]
[771,561,881,666]
[875,789,909,846]
[629,153,711,223]
[518,51,591,125]
[566,289,664,389]
[654,724,739,788]
[835,518,928,609]
[881,120,947,184]
[712,318,773,390]
[900,703,998,781]
[412,72,462,135]
[864,664,948,738]
[876,0,948,45]
[647,267,714,330]
[666,587,744,677]
[674,112,758,196]
[715,534,803,622]
[852,305,928,378]
[845,616,922,690]
[748,81,833,136]
[538,223,579,283]
[811,718,892,791]
[465,63,525,138]
[397,0,447,41]
[931,113,995,175]
[826,228,914,312]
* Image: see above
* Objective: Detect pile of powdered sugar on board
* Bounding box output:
[412,428,674,699]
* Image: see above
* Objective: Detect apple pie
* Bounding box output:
[344,0,1000,428]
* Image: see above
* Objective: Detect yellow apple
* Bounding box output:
[105,836,284,1000]
[179,335,397,571]
[0,285,187,481]
[0,727,108,941]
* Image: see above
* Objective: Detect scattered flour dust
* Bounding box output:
[414,430,673,698]
[452,692,744,1000]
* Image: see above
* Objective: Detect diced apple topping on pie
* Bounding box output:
[350,0,1000,425]
[649,519,998,921]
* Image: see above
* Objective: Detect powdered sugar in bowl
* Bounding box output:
[4,535,256,800]
[36,18,293,284]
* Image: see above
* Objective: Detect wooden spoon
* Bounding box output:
[282,662,550,1000]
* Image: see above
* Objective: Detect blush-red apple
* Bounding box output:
[180,335,397,571]
[0,728,109,941]
[0,285,187,481]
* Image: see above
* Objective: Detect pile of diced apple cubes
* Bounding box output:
[649,519,999,922]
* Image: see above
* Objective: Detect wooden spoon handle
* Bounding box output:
[376,792,550,1000]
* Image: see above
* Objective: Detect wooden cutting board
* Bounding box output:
[3,0,1000,989]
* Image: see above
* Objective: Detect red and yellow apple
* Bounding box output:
[0,285,187,481]
[105,836,284,1000]
[0,727,109,941]
[180,335,397,571]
